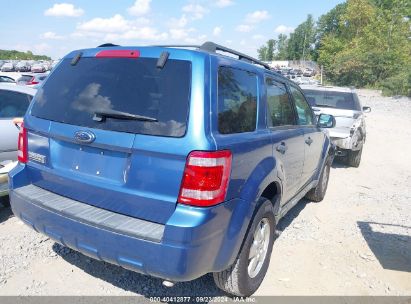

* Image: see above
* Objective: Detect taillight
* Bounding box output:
[17,122,28,163]
[27,77,39,85]
[178,150,232,207]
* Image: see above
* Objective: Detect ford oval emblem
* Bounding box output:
[74,130,96,144]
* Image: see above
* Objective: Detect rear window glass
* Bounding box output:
[303,89,361,111]
[17,76,33,82]
[0,90,32,118]
[31,57,191,137]
[218,67,257,134]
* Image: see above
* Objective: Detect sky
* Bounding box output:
[0,0,345,59]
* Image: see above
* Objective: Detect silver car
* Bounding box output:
[0,84,36,198]
[301,85,371,167]
[1,62,15,72]
[31,63,46,73]
[0,84,36,161]
[16,73,48,86]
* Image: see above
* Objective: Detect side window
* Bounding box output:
[266,77,296,127]
[0,90,32,119]
[290,85,314,125]
[218,67,257,134]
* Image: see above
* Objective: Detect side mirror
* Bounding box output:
[363,106,371,113]
[317,113,336,128]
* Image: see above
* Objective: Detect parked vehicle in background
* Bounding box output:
[16,75,33,85]
[1,62,15,72]
[31,63,46,73]
[0,76,16,83]
[303,68,316,77]
[15,61,31,72]
[294,69,303,76]
[43,61,52,71]
[280,68,290,76]
[17,74,48,86]
[9,42,335,296]
[301,85,371,167]
[51,60,60,70]
[288,69,297,76]
[0,84,36,162]
[295,76,319,86]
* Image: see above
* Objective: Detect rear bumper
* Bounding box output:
[9,166,251,282]
[0,180,8,197]
[1,173,10,197]
[1,161,18,197]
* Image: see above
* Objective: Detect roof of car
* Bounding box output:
[65,41,291,82]
[0,83,37,96]
[300,84,355,93]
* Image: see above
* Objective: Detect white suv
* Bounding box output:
[301,85,371,167]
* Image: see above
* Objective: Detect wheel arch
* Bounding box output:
[214,157,282,271]
[238,156,282,219]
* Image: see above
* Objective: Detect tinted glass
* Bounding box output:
[17,75,32,83]
[303,89,361,111]
[0,90,32,118]
[31,57,191,137]
[266,77,296,127]
[218,67,257,134]
[290,85,314,125]
[0,76,15,83]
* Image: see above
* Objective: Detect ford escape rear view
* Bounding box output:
[9,42,335,296]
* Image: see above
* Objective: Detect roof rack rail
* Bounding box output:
[97,42,274,71]
[199,41,272,70]
[153,44,200,49]
[97,43,119,47]
[152,42,272,70]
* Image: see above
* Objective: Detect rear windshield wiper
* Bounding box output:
[93,109,158,122]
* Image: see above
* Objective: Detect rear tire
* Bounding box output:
[305,160,331,202]
[347,147,362,167]
[213,198,275,296]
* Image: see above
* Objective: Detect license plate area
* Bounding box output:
[50,140,129,183]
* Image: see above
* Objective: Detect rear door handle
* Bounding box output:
[305,137,313,145]
[276,142,287,154]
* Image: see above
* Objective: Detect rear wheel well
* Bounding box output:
[233,182,281,266]
[261,182,280,204]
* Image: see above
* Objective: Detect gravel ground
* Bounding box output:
[0,89,410,297]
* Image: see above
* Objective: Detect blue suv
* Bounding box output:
[9,42,335,296]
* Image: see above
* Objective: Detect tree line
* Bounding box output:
[0,50,51,61]
[257,0,411,96]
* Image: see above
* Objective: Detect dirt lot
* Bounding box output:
[0,89,410,297]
